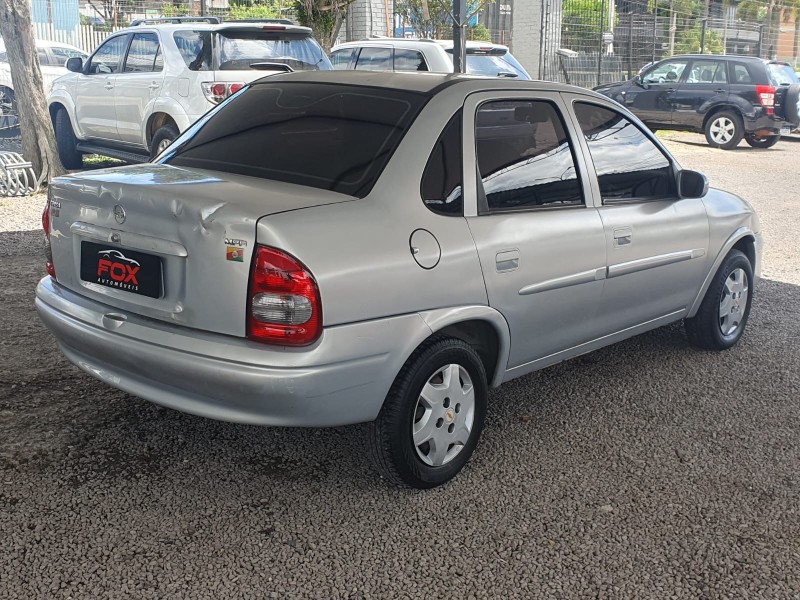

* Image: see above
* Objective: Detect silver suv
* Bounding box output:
[37,72,761,488]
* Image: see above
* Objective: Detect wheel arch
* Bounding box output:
[702,104,744,131]
[145,112,179,149]
[418,307,511,388]
[687,227,757,318]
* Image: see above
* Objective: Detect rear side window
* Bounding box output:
[476,100,583,211]
[124,33,161,72]
[164,83,427,198]
[331,48,355,69]
[422,110,462,215]
[355,47,392,70]
[731,63,754,84]
[574,102,674,202]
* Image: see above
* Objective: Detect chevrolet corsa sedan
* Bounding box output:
[37,72,761,488]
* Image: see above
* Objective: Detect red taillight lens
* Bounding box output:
[756,84,775,107]
[42,195,56,279]
[201,82,246,105]
[247,246,322,346]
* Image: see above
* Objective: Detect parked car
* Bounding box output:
[37,71,761,488]
[595,54,800,149]
[48,16,332,167]
[331,38,531,79]
[0,40,88,134]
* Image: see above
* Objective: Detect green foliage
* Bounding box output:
[674,25,725,54]
[469,22,492,42]
[562,0,617,51]
[161,1,190,17]
[293,0,357,52]
[228,1,282,20]
[396,0,490,39]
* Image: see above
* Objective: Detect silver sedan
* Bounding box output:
[37,72,761,488]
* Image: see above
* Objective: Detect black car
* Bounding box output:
[595,55,800,149]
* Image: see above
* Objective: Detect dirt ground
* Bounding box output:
[1,133,799,599]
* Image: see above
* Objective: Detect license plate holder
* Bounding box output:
[780,127,791,136]
[80,241,162,298]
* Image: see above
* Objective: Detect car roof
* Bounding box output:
[665,54,764,62]
[119,21,312,34]
[257,70,607,98]
[0,39,84,52]
[333,38,509,52]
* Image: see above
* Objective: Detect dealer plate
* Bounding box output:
[79,241,162,298]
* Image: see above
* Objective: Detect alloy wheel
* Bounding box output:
[709,116,735,145]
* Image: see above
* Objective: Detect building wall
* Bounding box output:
[345,0,390,42]
[511,0,540,77]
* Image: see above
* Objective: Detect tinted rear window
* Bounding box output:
[163,83,427,198]
[767,63,799,86]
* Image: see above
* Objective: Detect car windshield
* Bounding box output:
[173,29,332,72]
[162,82,428,198]
[767,63,799,86]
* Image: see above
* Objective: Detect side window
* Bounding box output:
[574,102,675,202]
[51,46,88,66]
[394,49,428,72]
[421,110,462,215]
[476,100,583,211]
[124,33,161,73]
[686,60,726,83]
[354,47,392,71]
[37,48,51,66]
[88,35,127,74]
[642,60,687,84]
[173,30,212,71]
[330,48,354,69]
[731,63,753,84]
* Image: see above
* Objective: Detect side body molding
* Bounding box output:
[419,306,511,388]
[687,226,758,318]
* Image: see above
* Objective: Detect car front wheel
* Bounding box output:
[744,134,780,148]
[685,249,753,351]
[705,110,744,149]
[368,336,487,488]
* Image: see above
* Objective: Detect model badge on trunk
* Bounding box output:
[113,205,126,224]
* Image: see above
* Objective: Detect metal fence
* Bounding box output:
[540,0,796,88]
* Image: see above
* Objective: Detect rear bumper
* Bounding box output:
[744,111,796,135]
[36,277,432,426]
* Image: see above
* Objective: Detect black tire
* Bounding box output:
[648,127,658,134]
[704,110,744,149]
[54,109,83,170]
[745,134,780,149]
[150,124,179,159]
[0,87,18,137]
[685,249,754,351]
[368,336,488,489]
[784,83,800,123]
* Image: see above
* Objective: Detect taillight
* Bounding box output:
[201,82,246,105]
[756,84,775,108]
[247,246,322,346]
[42,193,56,278]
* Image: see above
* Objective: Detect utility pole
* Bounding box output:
[453,0,466,73]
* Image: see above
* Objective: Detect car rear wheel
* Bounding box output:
[368,336,487,488]
[150,124,179,159]
[744,134,780,148]
[705,110,744,149]
[54,109,83,170]
[685,249,753,351]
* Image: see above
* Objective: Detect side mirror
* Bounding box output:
[66,57,83,73]
[677,169,708,199]
[632,74,642,86]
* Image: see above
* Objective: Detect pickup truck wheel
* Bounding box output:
[368,336,487,489]
[744,134,780,149]
[685,249,753,351]
[705,110,744,149]
[54,109,83,170]
[150,124,179,159]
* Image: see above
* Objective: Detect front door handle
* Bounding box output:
[495,249,519,272]
[715,88,726,94]
[104,83,113,90]
[148,82,160,90]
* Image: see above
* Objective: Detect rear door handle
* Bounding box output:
[148,82,160,90]
[614,226,633,247]
[495,249,519,272]
[104,83,114,90]
[715,88,726,93]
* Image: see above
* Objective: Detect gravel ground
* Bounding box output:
[1,135,799,599]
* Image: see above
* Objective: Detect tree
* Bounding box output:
[396,0,490,40]
[293,0,357,53]
[0,0,64,187]
[674,24,725,53]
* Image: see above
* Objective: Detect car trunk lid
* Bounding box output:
[47,163,351,337]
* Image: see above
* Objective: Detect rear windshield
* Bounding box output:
[767,63,799,86]
[466,54,527,78]
[162,83,428,198]
[173,29,332,72]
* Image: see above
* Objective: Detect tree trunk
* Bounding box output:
[0,0,65,187]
